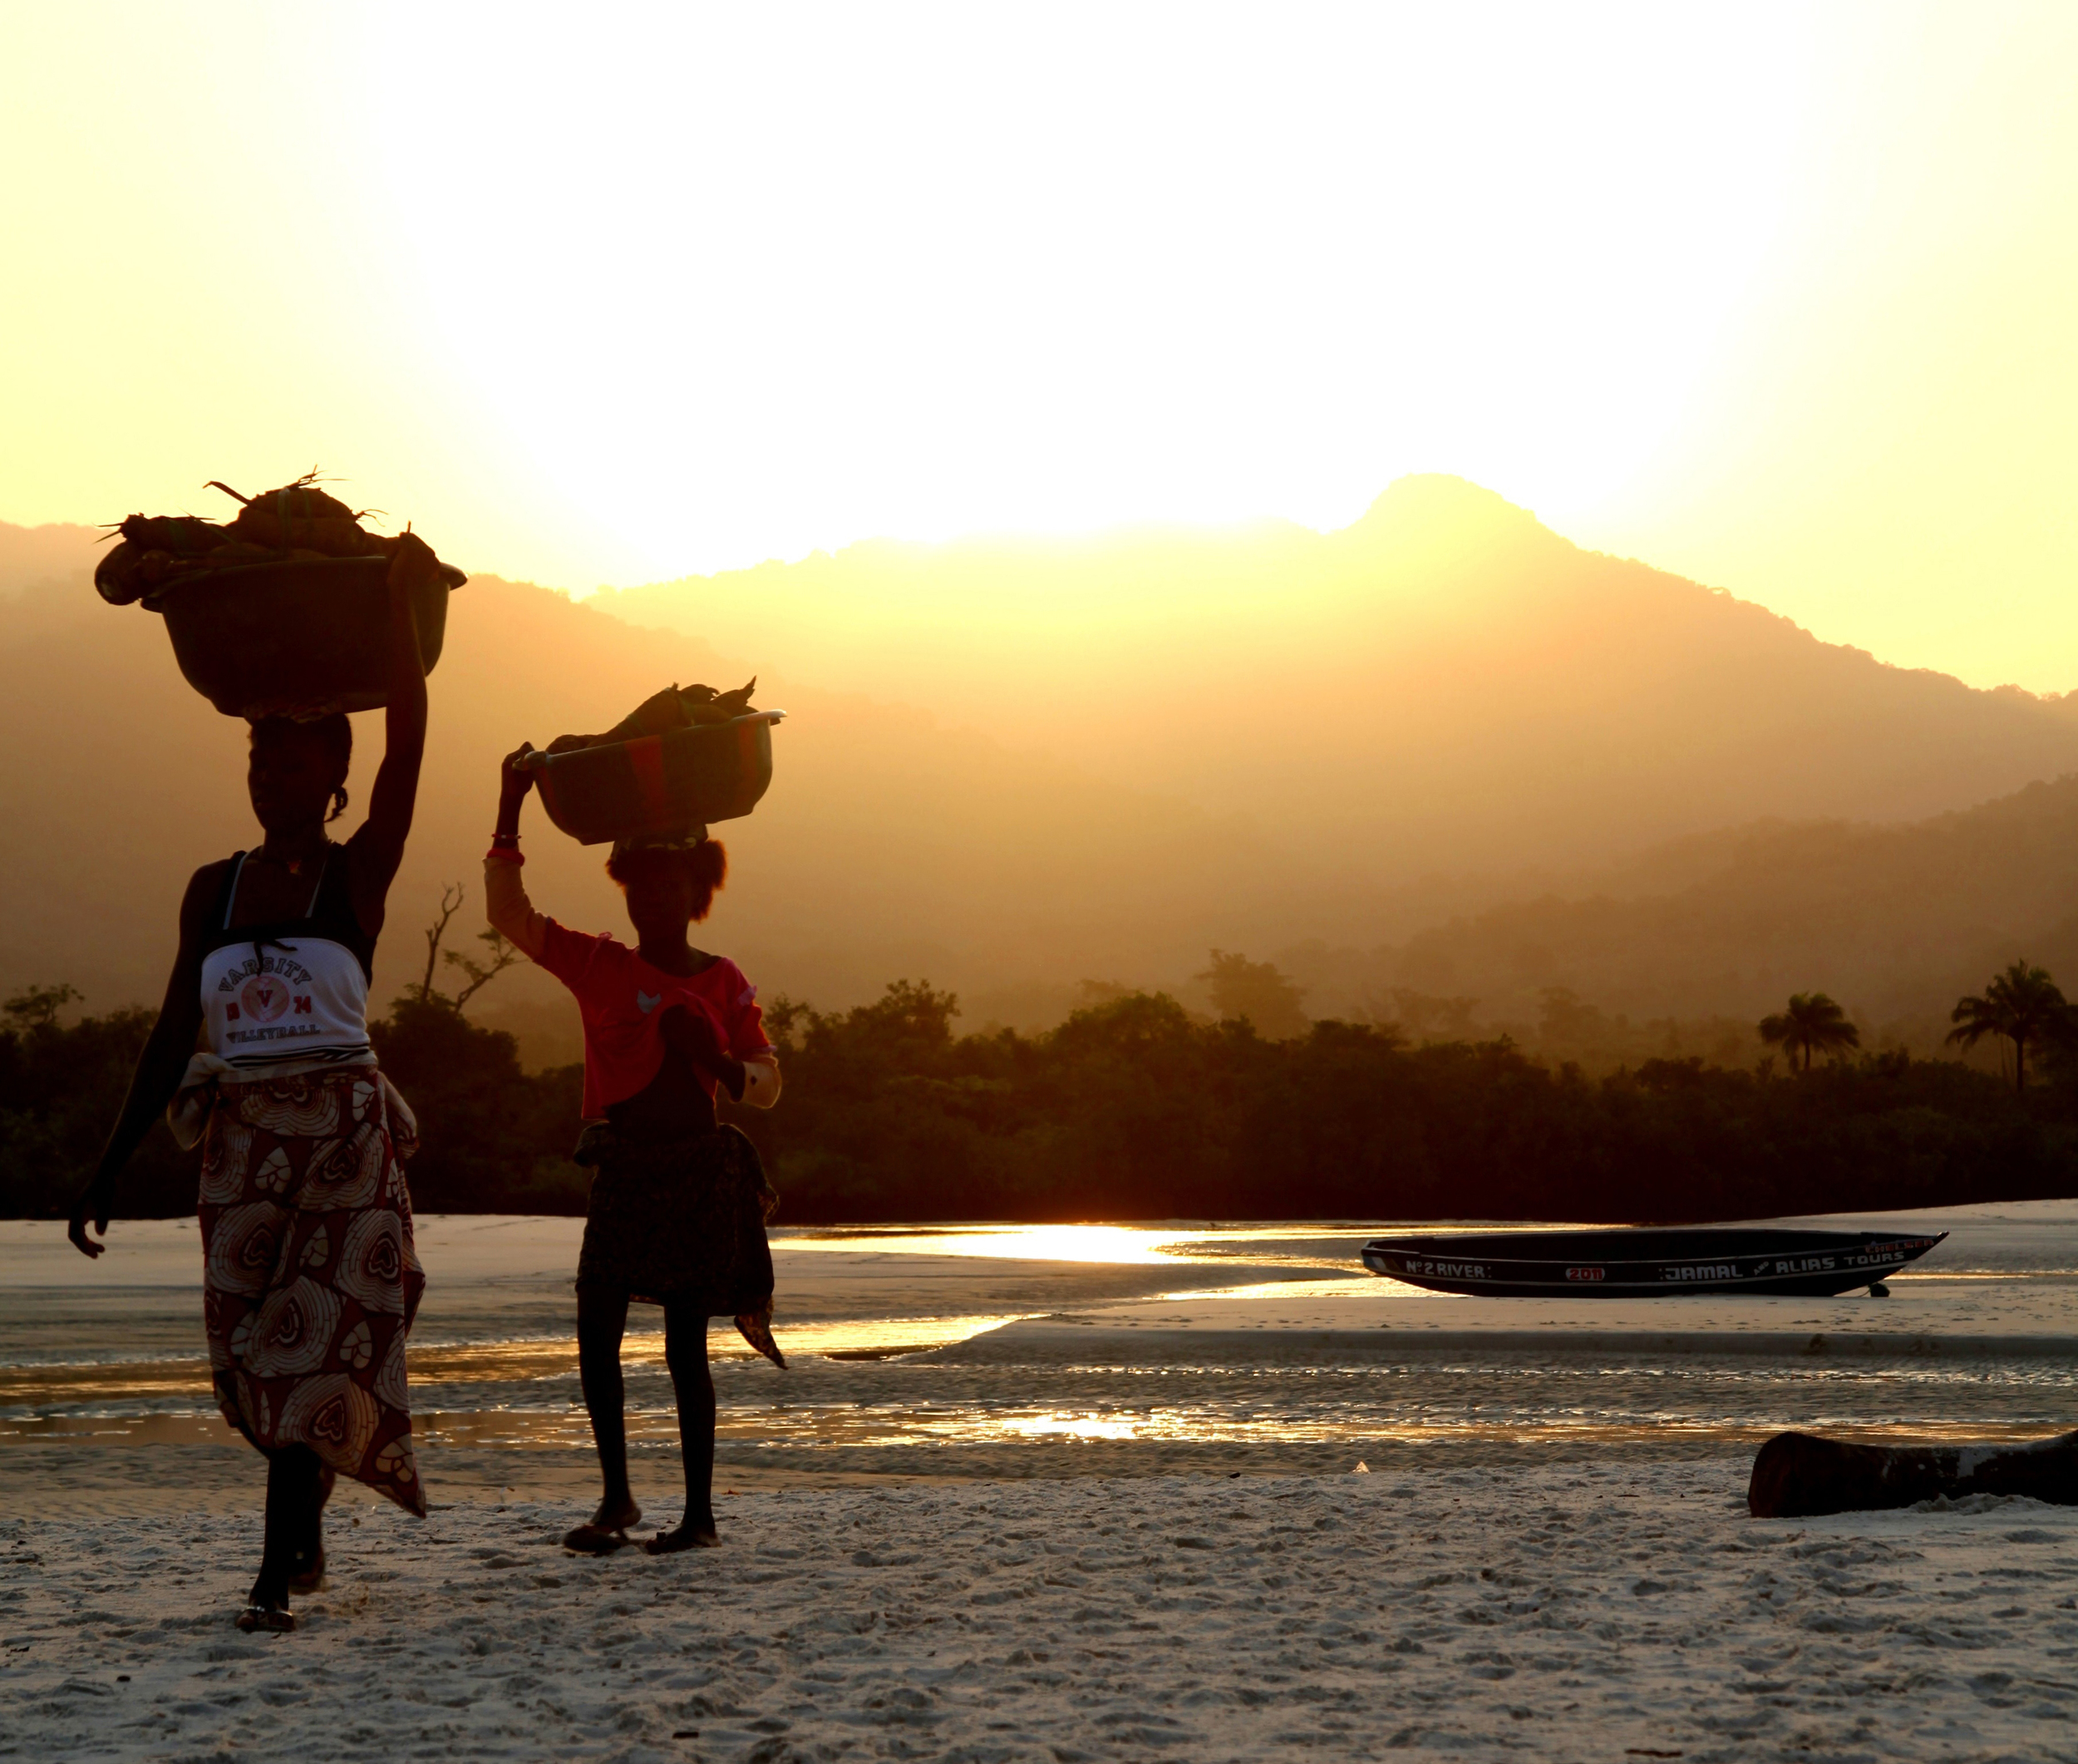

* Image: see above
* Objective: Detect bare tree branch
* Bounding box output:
[416,883,465,1004]
[445,926,524,1013]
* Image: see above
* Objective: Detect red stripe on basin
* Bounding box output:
[627,735,671,827]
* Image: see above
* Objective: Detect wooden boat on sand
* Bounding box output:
[1359,1227,1946,1298]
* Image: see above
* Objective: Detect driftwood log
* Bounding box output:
[1749,1428,2078,1518]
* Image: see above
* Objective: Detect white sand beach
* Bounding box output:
[10,1466,2078,1761]
[6,1202,2078,1759]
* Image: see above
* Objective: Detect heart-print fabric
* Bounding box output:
[197,1068,426,1515]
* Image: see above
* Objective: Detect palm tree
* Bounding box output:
[1757,993,1861,1073]
[1947,960,2069,1093]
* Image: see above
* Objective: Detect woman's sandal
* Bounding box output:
[235,1603,296,1633]
[561,1524,633,1555]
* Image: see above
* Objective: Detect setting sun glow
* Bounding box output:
[4,2,2075,687]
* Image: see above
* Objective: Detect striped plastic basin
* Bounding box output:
[532,712,780,845]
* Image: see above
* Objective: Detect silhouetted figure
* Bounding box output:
[487,751,782,1555]
[69,536,442,1632]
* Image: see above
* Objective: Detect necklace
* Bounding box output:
[260,841,321,877]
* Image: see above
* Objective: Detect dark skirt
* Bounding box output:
[575,1123,784,1364]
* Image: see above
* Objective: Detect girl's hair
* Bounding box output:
[604,838,728,922]
[249,714,353,822]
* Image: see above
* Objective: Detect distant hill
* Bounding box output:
[0,566,1253,1060]
[593,475,2078,874]
[7,480,2078,1064]
[0,521,106,641]
[0,520,101,594]
[1274,776,2078,1064]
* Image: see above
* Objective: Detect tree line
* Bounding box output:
[6,953,2078,1224]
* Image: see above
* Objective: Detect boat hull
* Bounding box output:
[1359,1228,1947,1298]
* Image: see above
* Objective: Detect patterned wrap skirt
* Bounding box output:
[575,1123,785,1365]
[197,1067,427,1515]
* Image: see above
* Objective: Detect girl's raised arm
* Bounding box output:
[485,745,549,962]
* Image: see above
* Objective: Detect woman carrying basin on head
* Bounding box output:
[486,747,782,1555]
[69,536,444,1633]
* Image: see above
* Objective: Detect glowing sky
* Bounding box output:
[3,2,2073,688]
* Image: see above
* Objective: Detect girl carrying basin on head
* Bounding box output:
[486,746,782,1555]
[68,535,443,1633]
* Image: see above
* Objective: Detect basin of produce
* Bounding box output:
[156,556,459,718]
[96,475,465,719]
[529,711,783,845]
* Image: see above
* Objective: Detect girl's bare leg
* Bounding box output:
[574,1283,641,1537]
[645,1298,719,1552]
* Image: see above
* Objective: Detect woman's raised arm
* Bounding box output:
[348,534,439,934]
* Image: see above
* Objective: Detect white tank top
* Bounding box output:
[199,851,376,1071]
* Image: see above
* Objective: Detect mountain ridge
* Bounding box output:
[0,568,1266,1037]
[583,475,2078,870]
[7,479,2078,1055]
[1274,771,2078,1058]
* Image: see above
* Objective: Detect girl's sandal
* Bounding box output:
[235,1603,296,1633]
[561,1524,632,1555]
[642,1526,721,1555]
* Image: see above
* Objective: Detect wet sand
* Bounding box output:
[5,1202,2076,1514]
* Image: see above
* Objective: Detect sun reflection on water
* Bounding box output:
[1003,1412,1144,1441]
[13,1407,2070,1456]
[777,1224,1204,1264]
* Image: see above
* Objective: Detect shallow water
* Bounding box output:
[6,1206,2076,1477]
